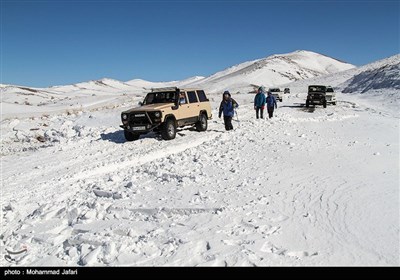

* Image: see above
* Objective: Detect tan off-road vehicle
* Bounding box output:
[120,87,212,141]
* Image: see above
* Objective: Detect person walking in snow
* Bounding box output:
[254,86,266,119]
[266,91,277,118]
[219,90,239,131]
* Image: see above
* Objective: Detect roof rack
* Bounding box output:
[151,87,178,92]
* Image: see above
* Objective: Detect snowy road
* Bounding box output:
[1,92,399,266]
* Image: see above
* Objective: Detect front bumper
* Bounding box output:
[120,123,161,133]
[308,99,324,104]
[325,96,336,103]
[121,111,162,133]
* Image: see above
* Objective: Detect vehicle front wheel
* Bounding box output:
[196,114,208,132]
[323,100,327,108]
[161,119,176,140]
[306,100,310,107]
[124,130,140,141]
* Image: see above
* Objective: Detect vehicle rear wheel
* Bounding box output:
[124,130,140,141]
[161,119,176,140]
[196,114,208,132]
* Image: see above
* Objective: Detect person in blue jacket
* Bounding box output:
[218,90,239,131]
[254,86,266,119]
[266,91,277,118]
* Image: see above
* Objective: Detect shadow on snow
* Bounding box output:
[100,126,200,144]
[100,130,126,144]
[280,103,316,113]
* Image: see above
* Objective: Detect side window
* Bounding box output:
[196,90,208,102]
[179,92,187,104]
[187,91,198,103]
[167,92,175,102]
[144,94,154,104]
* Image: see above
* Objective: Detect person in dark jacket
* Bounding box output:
[266,91,277,118]
[219,91,239,131]
[254,86,266,119]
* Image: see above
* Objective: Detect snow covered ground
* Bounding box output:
[1,52,399,266]
[1,90,398,266]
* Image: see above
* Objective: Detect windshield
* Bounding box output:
[308,86,326,93]
[269,88,280,92]
[143,91,177,105]
[326,87,334,93]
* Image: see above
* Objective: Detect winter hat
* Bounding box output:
[258,86,265,93]
[223,90,230,95]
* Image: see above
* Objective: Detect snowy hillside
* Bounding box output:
[125,78,176,90]
[0,81,137,120]
[341,54,400,93]
[279,54,399,91]
[182,50,355,93]
[1,52,399,266]
[279,54,400,113]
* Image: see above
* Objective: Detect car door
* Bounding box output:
[175,91,195,126]
[183,91,199,124]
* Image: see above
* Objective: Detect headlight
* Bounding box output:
[122,114,128,120]
[154,112,160,118]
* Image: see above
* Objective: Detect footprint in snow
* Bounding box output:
[260,242,318,259]
[287,251,318,259]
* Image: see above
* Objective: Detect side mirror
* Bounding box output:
[138,101,143,106]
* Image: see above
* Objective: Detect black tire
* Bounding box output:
[306,100,310,108]
[196,114,208,132]
[124,130,140,141]
[161,118,176,140]
[333,102,337,105]
[323,99,327,108]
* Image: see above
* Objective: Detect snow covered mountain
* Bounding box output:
[1,50,356,118]
[341,54,400,93]
[1,50,354,95]
[3,51,399,120]
[123,51,355,94]
[181,50,355,93]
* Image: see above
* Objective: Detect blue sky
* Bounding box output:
[1,0,399,87]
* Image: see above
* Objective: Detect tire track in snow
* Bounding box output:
[70,128,226,182]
